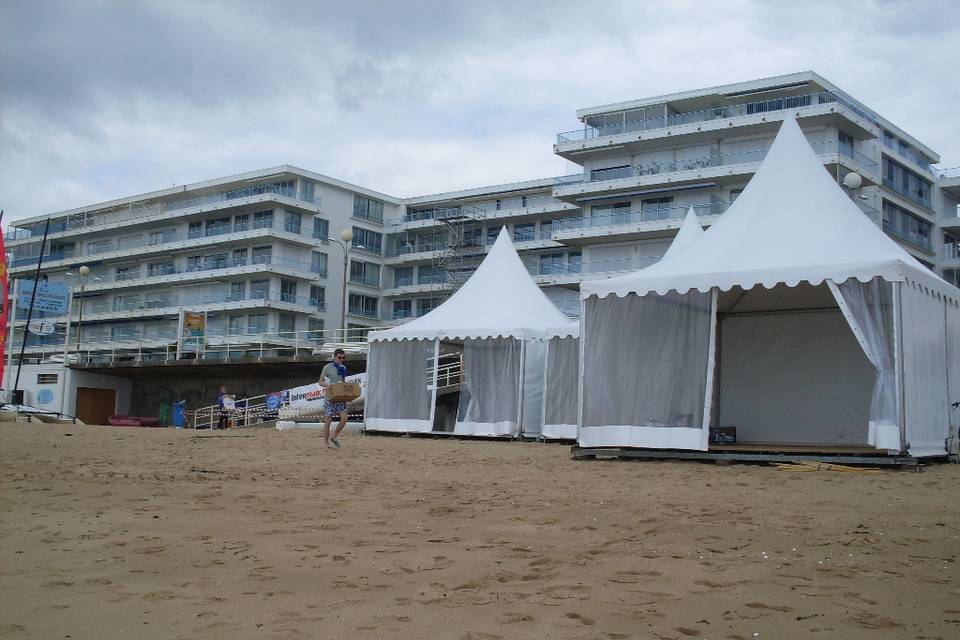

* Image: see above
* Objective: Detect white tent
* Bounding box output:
[579,117,960,457]
[540,212,704,440]
[366,228,570,437]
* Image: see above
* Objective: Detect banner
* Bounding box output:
[0,231,8,385]
[178,310,206,356]
[27,319,56,336]
[17,279,69,314]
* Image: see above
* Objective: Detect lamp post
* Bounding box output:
[75,265,90,353]
[326,228,354,341]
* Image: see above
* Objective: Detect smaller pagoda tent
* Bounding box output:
[539,210,705,440]
[365,228,570,437]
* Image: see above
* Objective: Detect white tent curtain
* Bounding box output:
[455,338,522,436]
[900,280,950,456]
[946,302,960,441]
[521,341,547,437]
[580,291,712,449]
[543,336,579,439]
[829,277,900,450]
[364,339,436,432]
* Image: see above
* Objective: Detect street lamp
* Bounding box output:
[75,265,90,352]
[326,228,354,341]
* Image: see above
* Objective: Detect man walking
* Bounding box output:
[319,349,349,448]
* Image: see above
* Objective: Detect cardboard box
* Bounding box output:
[327,382,361,403]
[709,426,737,445]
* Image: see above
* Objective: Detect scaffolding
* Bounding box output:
[430,204,487,294]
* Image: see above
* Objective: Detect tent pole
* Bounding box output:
[428,339,439,431]
[576,296,587,444]
[540,337,551,441]
[893,281,906,453]
[517,338,525,440]
[700,288,719,450]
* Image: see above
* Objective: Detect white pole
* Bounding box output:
[540,337,551,440]
[58,289,74,415]
[576,296,587,444]
[893,280,906,452]
[700,288,719,451]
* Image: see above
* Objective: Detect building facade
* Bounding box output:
[5,71,959,373]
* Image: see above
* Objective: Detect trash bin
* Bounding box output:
[173,401,186,429]
[159,402,170,427]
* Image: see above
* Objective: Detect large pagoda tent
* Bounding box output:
[365,227,570,437]
[540,210,704,440]
[578,117,960,457]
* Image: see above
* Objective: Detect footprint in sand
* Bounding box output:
[496,612,533,624]
[564,612,595,626]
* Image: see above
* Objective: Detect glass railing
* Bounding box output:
[393,276,414,287]
[557,90,879,144]
[84,290,322,316]
[553,201,731,232]
[941,206,960,219]
[392,309,414,319]
[348,305,379,319]
[938,166,960,180]
[882,219,932,250]
[882,177,933,210]
[349,274,381,287]
[556,140,877,188]
[943,244,960,260]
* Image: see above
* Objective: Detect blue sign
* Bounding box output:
[266,393,283,410]
[18,280,70,314]
[37,389,54,405]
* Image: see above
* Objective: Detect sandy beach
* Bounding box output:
[1,423,958,639]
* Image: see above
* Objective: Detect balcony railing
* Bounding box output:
[6,185,322,243]
[349,274,381,287]
[882,219,932,251]
[938,166,960,180]
[943,244,960,260]
[9,219,320,270]
[556,90,879,144]
[555,140,877,188]
[553,201,731,232]
[348,305,379,319]
[882,177,933,210]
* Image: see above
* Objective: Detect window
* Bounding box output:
[280,280,298,303]
[247,313,268,334]
[641,197,673,221]
[188,221,203,239]
[352,195,384,223]
[350,260,381,287]
[145,291,172,309]
[882,200,932,250]
[495,199,501,211]
[463,228,482,247]
[539,253,565,275]
[311,252,328,277]
[187,255,202,271]
[307,318,324,343]
[351,227,383,255]
[348,293,378,318]
[309,285,326,310]
[417,265,445,285]
[393,299,413,319]
[278,313,296,337]
[485,227,500,245]
[313,217,330,240]
[111,325,141,341]
[513,223,536,242]
[229,281,246,302]
[521,195,528,208]
[252,246,272,265]
[203,252,228,270]
[300,180,316,203]
[882,157,932,208]
[253,210,274,229]
[206,217,231,236]
[116,265,140,281]
[592,201,632,223]
[568,252,582,274]
[838,130,855,159]
[232,248,248,266]
[394,267,414,287]
[250,280,269,299]
[112,294,141,312]
[148,261,174,277]
[148,229,176,246]
[228,315,244,335]
[283,210,302,234]
[234,214,249,232]
[417,297,442,316]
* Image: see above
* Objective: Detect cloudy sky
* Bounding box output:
[1,0,958,222]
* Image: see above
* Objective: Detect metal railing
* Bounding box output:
[429,352,464,390]
[882,177,933,210]
[553,201,731,232]
[943,244,960,261]
[937,166,960,180]
[6,187,322,243]
[882,219,932,251]
[555,140,876,188]
[192,393,270,429]
[556,89,878,144]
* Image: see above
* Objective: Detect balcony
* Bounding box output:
[556,90,878,145]
[943,244,960,261]
[5,184,322,244]
[555,140,878,197]
[553,201,729,234]
[881,177,933,211]
[881,219,932,251]
[347,305,379,319]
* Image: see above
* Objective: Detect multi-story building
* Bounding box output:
[5,71,959,369]
[3,166,397,370]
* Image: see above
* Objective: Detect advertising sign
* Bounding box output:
[178,310,206,356]
[27,319,57,336]
[17,280,69,314]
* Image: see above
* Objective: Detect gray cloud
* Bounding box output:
[1,0,958,221]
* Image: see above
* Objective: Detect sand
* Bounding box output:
[1,423,958,639]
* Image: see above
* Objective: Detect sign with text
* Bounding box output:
[17,280,69,314]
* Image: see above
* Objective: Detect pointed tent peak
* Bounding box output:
[582,116,952,301]
[662,207,704,260]
[370,224,570,342]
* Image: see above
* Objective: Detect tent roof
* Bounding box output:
[661,207,704,260]
[546,320,579,339]
[582,117,956,302]
[370,228,570,341]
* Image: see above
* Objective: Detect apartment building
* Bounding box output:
[3,167,397,367]
[5,71,958,365]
